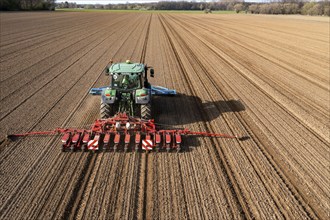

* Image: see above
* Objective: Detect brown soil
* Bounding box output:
[0,12,329,219]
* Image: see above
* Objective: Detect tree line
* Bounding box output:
[1,0,329,16]
[58,0,329,16]
[247,1,329,15]
[0,0,55,10]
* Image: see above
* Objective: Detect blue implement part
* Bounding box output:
[151,86,176,96]
[89,86,176,96]
[89,86,107,95]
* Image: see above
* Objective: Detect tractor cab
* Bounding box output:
[106,61,153,91]
[111,73,141,90]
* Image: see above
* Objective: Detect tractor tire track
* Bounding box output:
[159,14,248,219]
[63,14,151,219]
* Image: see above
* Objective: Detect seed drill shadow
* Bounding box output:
[153,93,245,125]
[152,93,246,149]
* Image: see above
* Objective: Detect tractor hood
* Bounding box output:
[109,63,145,74]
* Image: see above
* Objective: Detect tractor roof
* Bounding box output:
[109,63,145,74]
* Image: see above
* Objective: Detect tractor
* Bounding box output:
[90,60,176,120]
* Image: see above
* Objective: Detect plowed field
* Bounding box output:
[0,12,329,219]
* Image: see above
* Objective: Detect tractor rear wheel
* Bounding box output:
[100,101,112,119]
[134,104,141,117]
[141,103,151,120]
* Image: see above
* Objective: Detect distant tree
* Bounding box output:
[234,3,243,13]
[94,4,103,9]
[103,4,111,9]
[69,2,77,8]
[226,2,235,10]
[283,3,300,14]
[84,4,94,9]
[0,0,21,10]
[324,4,330,16]
[309,3,323,15]
[1,0,56,10]
[249,4,259,14]
[301,2,323,15]
[259,4,271,14]
[269,3,283,14]
[64,1,69,8]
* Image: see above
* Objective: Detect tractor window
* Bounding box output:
[111,73,141,90]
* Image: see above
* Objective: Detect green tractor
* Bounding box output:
[101,61,153,120]
[90,60,176,120]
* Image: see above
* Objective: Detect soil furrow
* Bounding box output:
[1,12,328,220]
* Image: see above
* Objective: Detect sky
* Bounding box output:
[57,0,264,5]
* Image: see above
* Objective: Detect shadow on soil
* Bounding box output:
[152,93,246,150]
[153,93,245,125]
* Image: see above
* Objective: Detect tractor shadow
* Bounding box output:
[152,93,246,150]
[152,93,245,125]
